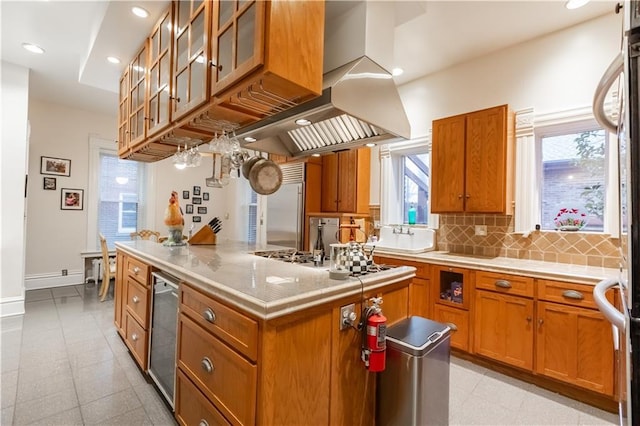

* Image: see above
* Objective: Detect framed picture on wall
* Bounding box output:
[61,188,83,210]
[41,156,71,176]
[197,207,207,214]
[192,197,202,205]
[193,186,201,196]
[193,216,201,222]
[203,192,209,201]
[43,177,56,190]
[182,190,189,199]
[185,204,193,214]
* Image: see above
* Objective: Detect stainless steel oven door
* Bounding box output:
[148,272,179,409]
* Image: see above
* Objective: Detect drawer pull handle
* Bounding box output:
[526,316,532,323]
[562,290,584,300]
[199,421,209,426]
[203,308,216,323]
[538,319,544,328]
[132,295,140,304]
[445,322,458,331]
[495,280,512,289]
[133,266,140,275]
[201,357,214,374]
[131,333,139,341]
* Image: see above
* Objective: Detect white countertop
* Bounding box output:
[374,249,620,284]
[115,240,415,320]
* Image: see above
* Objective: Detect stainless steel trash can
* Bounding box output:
[377,316,451,426]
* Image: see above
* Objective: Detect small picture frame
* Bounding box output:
[61,188,83,210]
[41,156,71,176]
[197,206,207,214]
[43,177,56,190]
[193,216,201,223]
[192,197,202,205]
[185,204,193,214]
[193,186,201,196]
[182,190,189,199]
[203,192,209,201]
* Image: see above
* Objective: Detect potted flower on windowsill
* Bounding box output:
[554,208,587,231]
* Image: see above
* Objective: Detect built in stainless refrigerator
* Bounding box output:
[266,163,305,250]
[593,2,640,424]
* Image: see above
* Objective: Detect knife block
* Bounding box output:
[188,225,217,245]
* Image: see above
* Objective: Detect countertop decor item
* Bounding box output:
[163,191,186,246]
[554,208,587,231]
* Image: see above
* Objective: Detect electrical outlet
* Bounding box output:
[340,303,356,331]
[62,269,68,276]
[475,225,487,236]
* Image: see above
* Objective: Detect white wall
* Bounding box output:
[398,12,622,138]
[1,61,30,316]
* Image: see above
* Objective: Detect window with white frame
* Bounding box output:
[380,138,433,226]
[538,124,608,232]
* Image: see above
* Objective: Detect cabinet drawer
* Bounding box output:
[176,369,231,426]
[180,283,258,361]
[476,271,534,298]
[373,257,429,279]
[126,278,150,328]
[125,256,150,286]
[433,304,469,352]
[177,314,257,426]
[537,280,611,309]
[124,312,148,370]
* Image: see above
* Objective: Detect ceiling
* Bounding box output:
[1,1,618,117]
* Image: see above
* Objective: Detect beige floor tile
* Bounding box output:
[1,405,13,425]
[28,407,84,426]
[97,406,154,426]
[1,370,18,409]
[51,285,82,298]
[79,387,142,424]
[12,387,79,424]
[16,369,75,403]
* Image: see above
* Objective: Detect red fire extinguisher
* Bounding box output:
[362,297,387,372]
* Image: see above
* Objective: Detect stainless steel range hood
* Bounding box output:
[237,55,410,157]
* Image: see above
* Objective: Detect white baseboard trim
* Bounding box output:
[25,272,84,290]
[1,296,25,317]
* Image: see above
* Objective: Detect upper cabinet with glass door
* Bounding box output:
[146,5,174,138]
[173,0,211,122]
[118,67,130,157]
[127,42,149,149]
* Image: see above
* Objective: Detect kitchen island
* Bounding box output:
[115,240,417,426]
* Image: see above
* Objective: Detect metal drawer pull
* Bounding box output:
[202,308,216,323]
[199,421,209,426]
[201,357,214,374]
[446,322,458,331]
[133,266,140,275]
[495,280,512,289]
[131,333,138,342]
[132,295,140,304]
[562,290,584,300]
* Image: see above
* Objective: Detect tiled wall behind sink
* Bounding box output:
[437,214,621,268]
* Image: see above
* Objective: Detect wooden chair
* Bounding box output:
[99,233,117,301]
[130,230,161,242]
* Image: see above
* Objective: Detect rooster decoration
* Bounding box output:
[163,190,186,246]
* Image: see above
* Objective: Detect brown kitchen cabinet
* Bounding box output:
[117,69,129,156]
[374,256,431,318]
[535,280,615,396]
[172,0,211,122]
[127,42,149,149]
[321,148,370,214]
[146,5,174,138]
[114,251,126,336]
[473,271,534,370]
[431,104,514,214]
[432,265,472,351]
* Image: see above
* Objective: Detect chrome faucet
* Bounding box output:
[393,225,414,235]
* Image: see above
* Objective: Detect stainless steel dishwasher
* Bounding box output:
[148,271,180,409]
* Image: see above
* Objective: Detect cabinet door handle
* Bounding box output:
[131,333,138,341]
[199,421,209,426]
[133,266,140,275]
[457,194,463,199]
[562,290,584,300]
[169,96,181,103]
[445,322,458,331]
[201,357,214,374]
[538,319,544,328]
[209,60,222,71]
[202,308,216,323]
[526,316,532,323]
[495,280,512,289]
[132,295,140,304]
[465,194,470,199]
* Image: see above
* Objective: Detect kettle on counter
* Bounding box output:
[343,241,374,275]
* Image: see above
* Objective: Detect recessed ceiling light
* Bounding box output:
[295,119,311,126]
[131,6,149,18]
[244,137,256,142]
[365,143,376,147]
[565,0,589,9]
[107,56,121,64]
[311,153,321,157]
[22,43,44,54]
[392,67,404,77]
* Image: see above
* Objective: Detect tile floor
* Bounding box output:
[1,283,621,425]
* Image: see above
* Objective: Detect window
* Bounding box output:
[247,189,258,243]
[380,138,433,226]
[538,124,608,232]
[87,137,148,250]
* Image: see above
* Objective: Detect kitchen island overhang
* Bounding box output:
[115,240,416,320]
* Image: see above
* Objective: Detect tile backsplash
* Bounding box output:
[437,214,621,268]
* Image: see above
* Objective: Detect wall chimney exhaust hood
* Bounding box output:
[237,56,410,157]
